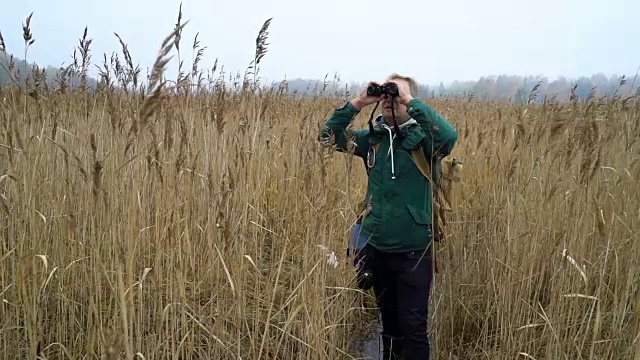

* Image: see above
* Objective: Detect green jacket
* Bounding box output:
[320,98,458,253]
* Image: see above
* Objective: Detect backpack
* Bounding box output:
[341,97,462,280]
[347,139,462,278]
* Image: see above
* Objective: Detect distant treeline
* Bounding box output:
[278,73,640,103]
[2,51,638,103]
[0,52,98,91]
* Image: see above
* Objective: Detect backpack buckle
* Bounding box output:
[367,145,376,169]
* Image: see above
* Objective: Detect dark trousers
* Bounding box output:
[368,244,434,360]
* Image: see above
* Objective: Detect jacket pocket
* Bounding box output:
[397,204,433,248]
[406,204,430,225]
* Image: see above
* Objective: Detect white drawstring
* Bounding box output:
[382,124,396,180]
[375,117,417,181]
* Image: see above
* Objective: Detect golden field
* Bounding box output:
[1,15,639,360]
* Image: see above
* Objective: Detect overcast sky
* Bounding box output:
[1,0,638,86]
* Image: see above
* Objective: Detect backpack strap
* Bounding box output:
[409,144,449,243]
[356,141,380,224]
[409,147,435,185]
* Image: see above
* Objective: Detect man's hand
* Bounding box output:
[390,80,414,105]
[350,81,384,110]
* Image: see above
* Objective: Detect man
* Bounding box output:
[320,74,458,360]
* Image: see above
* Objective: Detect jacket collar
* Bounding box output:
[371,114,418,135]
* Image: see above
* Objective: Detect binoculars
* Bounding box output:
[366,82,399,97]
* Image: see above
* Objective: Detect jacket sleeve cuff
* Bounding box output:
[337,100,362,115]
[406,98,428,118]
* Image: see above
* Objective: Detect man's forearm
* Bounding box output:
[319,101,369,157]
[406,98,458,156]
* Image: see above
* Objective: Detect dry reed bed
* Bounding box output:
[1,13,640,360]
[434,94,640,359]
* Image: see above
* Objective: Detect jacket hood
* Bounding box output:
[372,114,419,134]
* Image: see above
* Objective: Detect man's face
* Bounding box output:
[381,79,410,124]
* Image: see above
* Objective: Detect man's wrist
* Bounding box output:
[401,95,415,105]
[349,98,365,110]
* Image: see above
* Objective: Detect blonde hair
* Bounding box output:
[386,73,419,97]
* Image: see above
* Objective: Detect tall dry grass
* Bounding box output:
[1,12,640,360]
